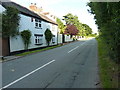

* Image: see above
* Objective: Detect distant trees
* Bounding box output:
[57,13,94,42]
[87,2,120,62]
[65,24,79,38]
[82,24,92,36]
[63,13,83,37]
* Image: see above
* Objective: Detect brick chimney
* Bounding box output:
[29,3,43,13]
[29,3,37,12]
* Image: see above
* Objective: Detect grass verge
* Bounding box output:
[16,45,62,56]
[96,37,119,88]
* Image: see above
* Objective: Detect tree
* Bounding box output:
[82,24,92,36]
[56,18,66,43]
[44,28,53,46]
[63,13,84,37]
[87,2,120,62]
[21,30,31,50]
[65,24,79,38]
[63,13,75,25]
[2,7,20,38]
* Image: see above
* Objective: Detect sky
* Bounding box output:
[11,0,98,33]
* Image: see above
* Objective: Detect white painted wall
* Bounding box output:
[0,5,5,13]
[10,14,58,52]
[57,34,73,44]
[65,35,73,42]
[58,34,62,44]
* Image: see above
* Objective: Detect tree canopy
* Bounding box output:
[65,24,79,37]
[63,13,92,37]
[56,18,66,34]
[2,7,20,38]
[82,24,92,36]
[87,2,120,62]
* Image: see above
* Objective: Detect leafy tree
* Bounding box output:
[82,24,92,36]
[21,30,31,50]
[44,28,53,46]
[56,18,66,43]
[63,13,84,37]
[2,7,20,38]
[65,24,79,38]
[63,13,76,25]
[56,18,66,34]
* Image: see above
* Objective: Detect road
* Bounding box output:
[2,38,99,88]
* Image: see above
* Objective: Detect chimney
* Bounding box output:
[29,3,37,12]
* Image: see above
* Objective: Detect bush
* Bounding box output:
[44,28,53,46]
[21,30,31,50]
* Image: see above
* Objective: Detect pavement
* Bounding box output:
[1,38,100,88]
[0,56,21,62]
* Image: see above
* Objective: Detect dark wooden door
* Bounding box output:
[2,37,10,56]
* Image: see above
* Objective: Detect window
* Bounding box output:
[35,19,41,28]
[34,34,43,45]
[52,35,55,43]
[31,17,34,22]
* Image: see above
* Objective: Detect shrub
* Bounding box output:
[21,30,31,50]
[44,28,53,46]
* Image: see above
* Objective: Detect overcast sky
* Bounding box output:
[11,0,98,33]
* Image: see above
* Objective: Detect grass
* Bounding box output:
[16,45,62,56]
[96,36,119,88]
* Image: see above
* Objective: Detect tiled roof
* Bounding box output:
[1,0,57,25]
[39,13,57,25]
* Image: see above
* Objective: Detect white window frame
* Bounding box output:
[34,34,43,45]
[35,19,42,29]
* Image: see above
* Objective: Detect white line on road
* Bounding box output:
[67,41,88,54]
[68,46,79,53]
[1,60,55,89]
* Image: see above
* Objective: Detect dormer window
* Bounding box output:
[35,19,41,29]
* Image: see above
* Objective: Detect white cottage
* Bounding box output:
[0,1,58,56]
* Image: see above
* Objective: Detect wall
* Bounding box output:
[58,34,62,44]
[65,35,73,42]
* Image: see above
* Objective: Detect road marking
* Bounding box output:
[67,41,87,54]
[1,60,55,89]
[68,46,79,53]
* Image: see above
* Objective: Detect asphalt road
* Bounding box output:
[2,38,99,88]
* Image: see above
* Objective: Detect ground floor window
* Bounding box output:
[52,35,55,43]
[34,34,43,45]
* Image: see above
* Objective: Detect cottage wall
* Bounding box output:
[10,14,58,52]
